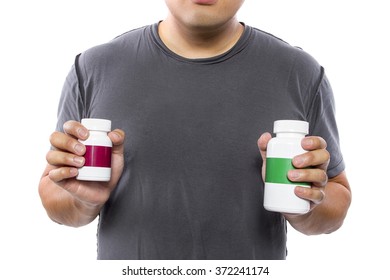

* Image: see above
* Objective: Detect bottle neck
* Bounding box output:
[89,130,109,136]
[276,132,306,138]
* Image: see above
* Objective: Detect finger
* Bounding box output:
[63,120,89,140]
[46,150,85,167]
[49,131,86,156]
[288,168,328,188]
[295,186,325,205]
[105,129,126,188]
[48,167,78,183]
[108,129,126,154]
[301,136,327,151]
[292,148,330,169]
[258,132,272,180]
[257,132,272,161]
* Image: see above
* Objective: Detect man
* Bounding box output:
[39,0,351,259]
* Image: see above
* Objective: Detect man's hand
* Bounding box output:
[258,132,351,235]
[39,120,125,227]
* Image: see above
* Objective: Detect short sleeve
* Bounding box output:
[307,72,345,178]
[55,55,86,132]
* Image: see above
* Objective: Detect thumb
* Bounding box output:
[109,129,126,155]
[257,132,272,161]
[257,132,272,180]
[107,129,126,189]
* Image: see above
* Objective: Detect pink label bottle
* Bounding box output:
[77,118,112,181]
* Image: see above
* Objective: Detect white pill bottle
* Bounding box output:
[263,120,310,214]
[76,118,112,182]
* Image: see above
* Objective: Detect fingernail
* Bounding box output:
[73,156,84,166]
[289,170,300,179]
[293,157,304,167]
[74,143,85,154]
[78,128,88,138]
[302,138,313,146]
[69,168,78,176]
[111,131,120,141]
[295,186,306,195]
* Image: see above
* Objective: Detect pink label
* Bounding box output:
[84,145,112,167]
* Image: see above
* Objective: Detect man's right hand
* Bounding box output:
[39,120,125,227]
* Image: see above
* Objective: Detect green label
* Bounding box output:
[265,158,310,186]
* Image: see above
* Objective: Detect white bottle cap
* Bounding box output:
[273,120,309,134]
[81,118,111,132]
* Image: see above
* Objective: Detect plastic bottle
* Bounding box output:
[76,118,112,181]
[263,120,310,214]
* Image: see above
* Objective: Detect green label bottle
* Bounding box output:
[263,120,310,214]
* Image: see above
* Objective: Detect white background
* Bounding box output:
[1,0,389,279]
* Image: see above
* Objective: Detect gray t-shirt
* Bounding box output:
[56,23,345,259]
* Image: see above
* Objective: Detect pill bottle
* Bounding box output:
[77,118,112,182]
[263,120,310,214]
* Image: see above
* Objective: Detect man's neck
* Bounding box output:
[158,17,244,59]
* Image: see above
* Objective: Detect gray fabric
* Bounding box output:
[56,23,345,259]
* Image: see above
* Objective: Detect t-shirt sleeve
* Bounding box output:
[307,71,345,178]
[55,55,85,132]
